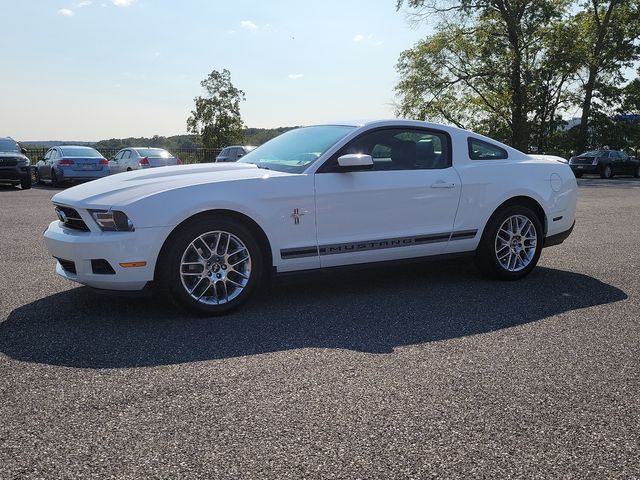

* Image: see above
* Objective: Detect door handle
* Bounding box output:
[430,181,456,189]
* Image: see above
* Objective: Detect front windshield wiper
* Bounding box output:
[255,164,271,170]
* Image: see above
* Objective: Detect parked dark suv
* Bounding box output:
[0,137,31,189]
[569,149,640,179]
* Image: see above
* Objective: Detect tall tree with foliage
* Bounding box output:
[187,69,246,148]
[573,0,640,152]
[395,0,570,151]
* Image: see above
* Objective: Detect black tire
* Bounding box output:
[51,170,63,187]
[475,204,543,280]
[157,216,265,315]
[600,165,613,179]
[35,169,44,185]
[574,172,583,178]
[126,167,132,172]
[634,165,640,178]
[20,176,31,190]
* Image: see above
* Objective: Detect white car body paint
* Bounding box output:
[44,119,577,291]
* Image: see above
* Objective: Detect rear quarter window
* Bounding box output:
[468,138,508,160]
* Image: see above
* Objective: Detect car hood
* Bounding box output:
[51,162,289,208]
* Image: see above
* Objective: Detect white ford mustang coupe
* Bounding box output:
[44,120,577,315]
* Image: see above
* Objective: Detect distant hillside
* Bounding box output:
[20,127,297,151]
[21,140,95,148]
[93,127,297,150]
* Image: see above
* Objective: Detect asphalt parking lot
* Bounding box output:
[1,179,639,479]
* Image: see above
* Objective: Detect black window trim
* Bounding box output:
[467,137,509,160]
[317,126,453,173]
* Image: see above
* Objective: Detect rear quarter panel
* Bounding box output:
[447,136,577,254]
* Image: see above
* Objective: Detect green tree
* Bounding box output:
[187,69,246,148]
[573,0,640,152]
[396,0,571,151]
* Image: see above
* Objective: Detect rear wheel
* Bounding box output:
[51,170,63,187]
[600,165,613,179]
[476,205,543,280]
[157,216,264,315]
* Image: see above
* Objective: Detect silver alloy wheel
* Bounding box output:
[179,230,252,305]
[494,214,537,272]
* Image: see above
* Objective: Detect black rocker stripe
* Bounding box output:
[280,230,478,259]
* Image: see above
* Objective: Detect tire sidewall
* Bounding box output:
[477,205,543,280]
[159,217,264,315]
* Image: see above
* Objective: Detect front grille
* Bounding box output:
[0,158,19,167]
[56,258,77,274]
[570,157,596,165]
[54,205,90,231]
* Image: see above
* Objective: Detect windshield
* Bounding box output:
[136,148,171,157]
[0,139,21,153]
[60,147,102,158]
[238,125,356,173]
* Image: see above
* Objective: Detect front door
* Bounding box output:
[314,127,462,268]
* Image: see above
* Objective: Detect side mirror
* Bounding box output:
[21,147,28,155]
[336,154,374,171]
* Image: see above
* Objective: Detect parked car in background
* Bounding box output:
[34,146,109,187]
[43,119,576,315]
[568,149,640,178]
[109,147,181,173]
[216,145,256,162]
[0,137,31,189]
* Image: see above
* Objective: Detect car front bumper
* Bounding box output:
[43,220,172,291]
[0,165,31,182]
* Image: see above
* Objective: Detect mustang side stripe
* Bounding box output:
[280,230,479,259]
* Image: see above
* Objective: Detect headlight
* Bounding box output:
[90,210,134,231]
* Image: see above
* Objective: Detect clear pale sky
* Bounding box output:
[2,1,430,141]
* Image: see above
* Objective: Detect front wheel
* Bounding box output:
[600,165,613,179]
[157,217,264,315]
[20,176,31,190]
[476,205,543,280]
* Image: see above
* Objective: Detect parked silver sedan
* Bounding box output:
[216,145,256,162]
[109,147,181,173]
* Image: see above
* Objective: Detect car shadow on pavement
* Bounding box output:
[0,263,627,368]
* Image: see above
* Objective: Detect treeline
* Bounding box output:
[396,0,640,156]
[93,127,296,150]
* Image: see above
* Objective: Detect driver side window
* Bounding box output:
[332,128,451,172]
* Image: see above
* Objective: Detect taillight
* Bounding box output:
[99,158,108,165]
[139,157,149,165]
[176,157,182,165]
[58,159,74,165]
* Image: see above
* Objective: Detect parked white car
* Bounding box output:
[109,147,180,173]
[43,120,577,315]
